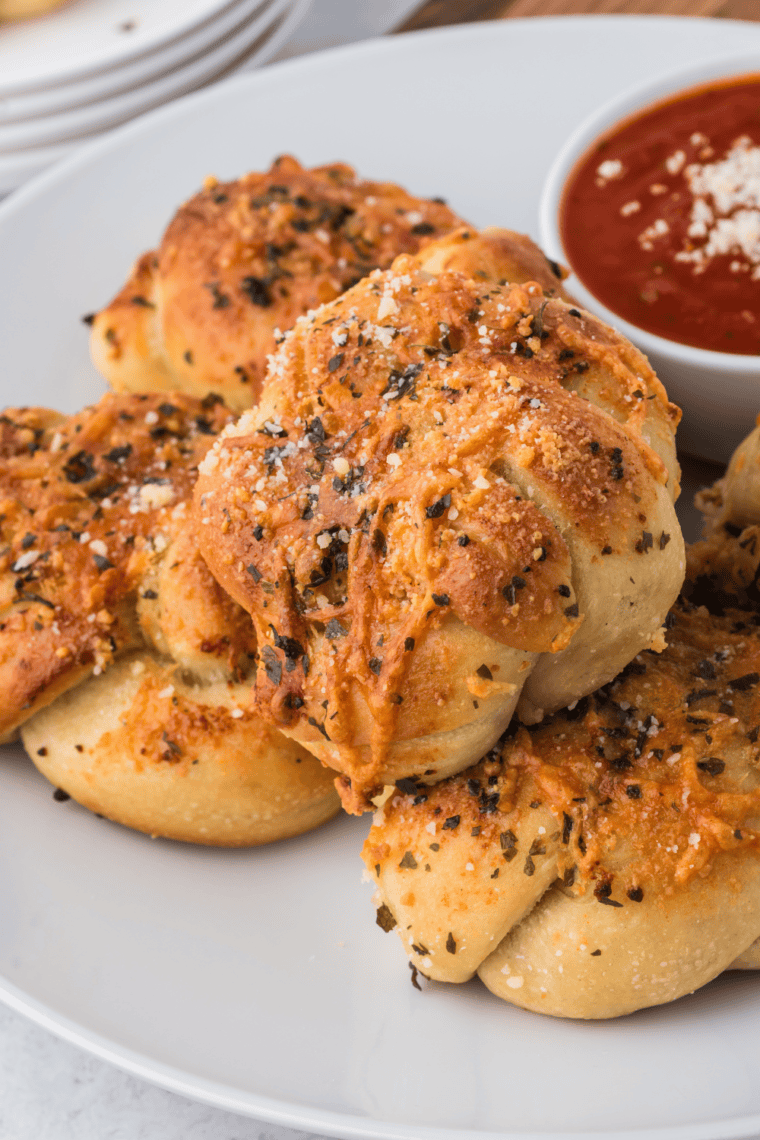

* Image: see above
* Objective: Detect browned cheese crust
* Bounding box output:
[90,155,465,411]
[418,227,681,494]
[685,421,760,975]
[363,600,760,1017]
[195,252,684,810]
[0,392,244,740]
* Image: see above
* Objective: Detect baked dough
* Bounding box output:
[683,419,760,977]
[22,651,338,846]
[415,228,680,489]
[415,226,572,300]
[687,421,760,613]
[0,0,67,18]
[90,155,465,411]
[0,392,236,742]
[363,600,760,1017]
[0,391,340,842]
[195,248,684,810]
[705,418,760,529]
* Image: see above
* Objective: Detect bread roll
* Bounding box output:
[195,250,683,810]
[1,390,341,842]
[479,855,760,1019]
[90,155,464,411]
[416,228,680,535]
[415,226,571,300]
[707,419,760,529]
[363,600,760,1017]
[0,392,236,742]
[687,422,760,613]
[22,651,338,846]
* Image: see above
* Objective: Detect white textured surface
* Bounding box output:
[0,1004,315,1139]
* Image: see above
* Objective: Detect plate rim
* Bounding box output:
[3,15,760,1138]
[0,0,258,97]
[0,0,295,153]
[0,13,752,217]
[0,0,310,191]
[0,0,277,126]
[1,12,753,225]
[5,969,760,1140]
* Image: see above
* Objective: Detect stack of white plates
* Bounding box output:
[0,0,310,193]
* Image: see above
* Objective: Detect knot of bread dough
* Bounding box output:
[363,601,760,1018]
[90,155,465,412]
[0,391,237,741]
[0,392,339,844]
[195,251,685,808]
[687,421,760,613]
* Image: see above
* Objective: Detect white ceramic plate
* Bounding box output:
[2,17,760,1140]
[0,0,295,151]
[231,0,310,74]
[0,0,309,192]
[0,0,254,94]
[0,137,73,189]
[0,0,276,124]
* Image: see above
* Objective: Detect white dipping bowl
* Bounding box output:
[539,53,760,464]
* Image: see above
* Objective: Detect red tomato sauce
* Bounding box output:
[560,75,760,355]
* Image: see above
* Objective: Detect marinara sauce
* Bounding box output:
[561,74,760,355]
